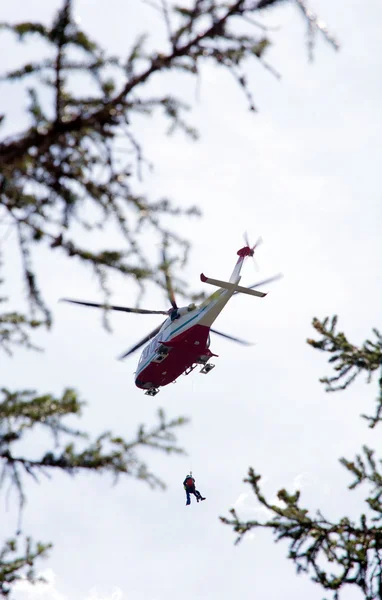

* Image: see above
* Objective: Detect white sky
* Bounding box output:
[1,1,382,599]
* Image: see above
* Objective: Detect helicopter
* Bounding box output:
[61,238,281,396]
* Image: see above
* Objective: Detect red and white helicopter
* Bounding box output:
[61,239,280,396]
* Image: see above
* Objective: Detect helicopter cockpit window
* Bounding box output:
[139,345,150,363]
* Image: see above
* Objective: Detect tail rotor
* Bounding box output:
[244,231,262,269]
[240,231,282,292]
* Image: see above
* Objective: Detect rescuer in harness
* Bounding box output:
[183,473,206,506]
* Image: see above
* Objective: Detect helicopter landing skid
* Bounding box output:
[145,387,160,396]
[200,363,215,374]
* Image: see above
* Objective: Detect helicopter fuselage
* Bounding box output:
[60,243,274,396]
[135,285,235,391]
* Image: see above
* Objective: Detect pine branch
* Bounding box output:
[340,446,382,520]
[0,389,188,596]
[221,467,382,600]
[0,257,45,355]
[0,536,51,597]
[308,316,382,427]
[0,311,43,356]
[0,388,189,509]
[222,317,382,600]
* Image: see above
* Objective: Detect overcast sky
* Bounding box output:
[1,1,382,599]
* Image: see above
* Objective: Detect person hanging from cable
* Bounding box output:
[183,473,206,506]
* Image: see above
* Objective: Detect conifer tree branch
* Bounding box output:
[221,467,382,600]
[0,536,51,597]
[0,388,189,506]
[222,318,382,600]
[308,316,382,427]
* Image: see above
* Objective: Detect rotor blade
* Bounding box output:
[233,273,283,296]
[252,238,262,270]
[246,273,283,290]
[252,255,260,271]
[60,298,169,316]
[210,328,253,346]
[161,243,178,309]
[117,323,164,361]
[243,232,262,251]
[164,271,178,310]
[252,236,262,251]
